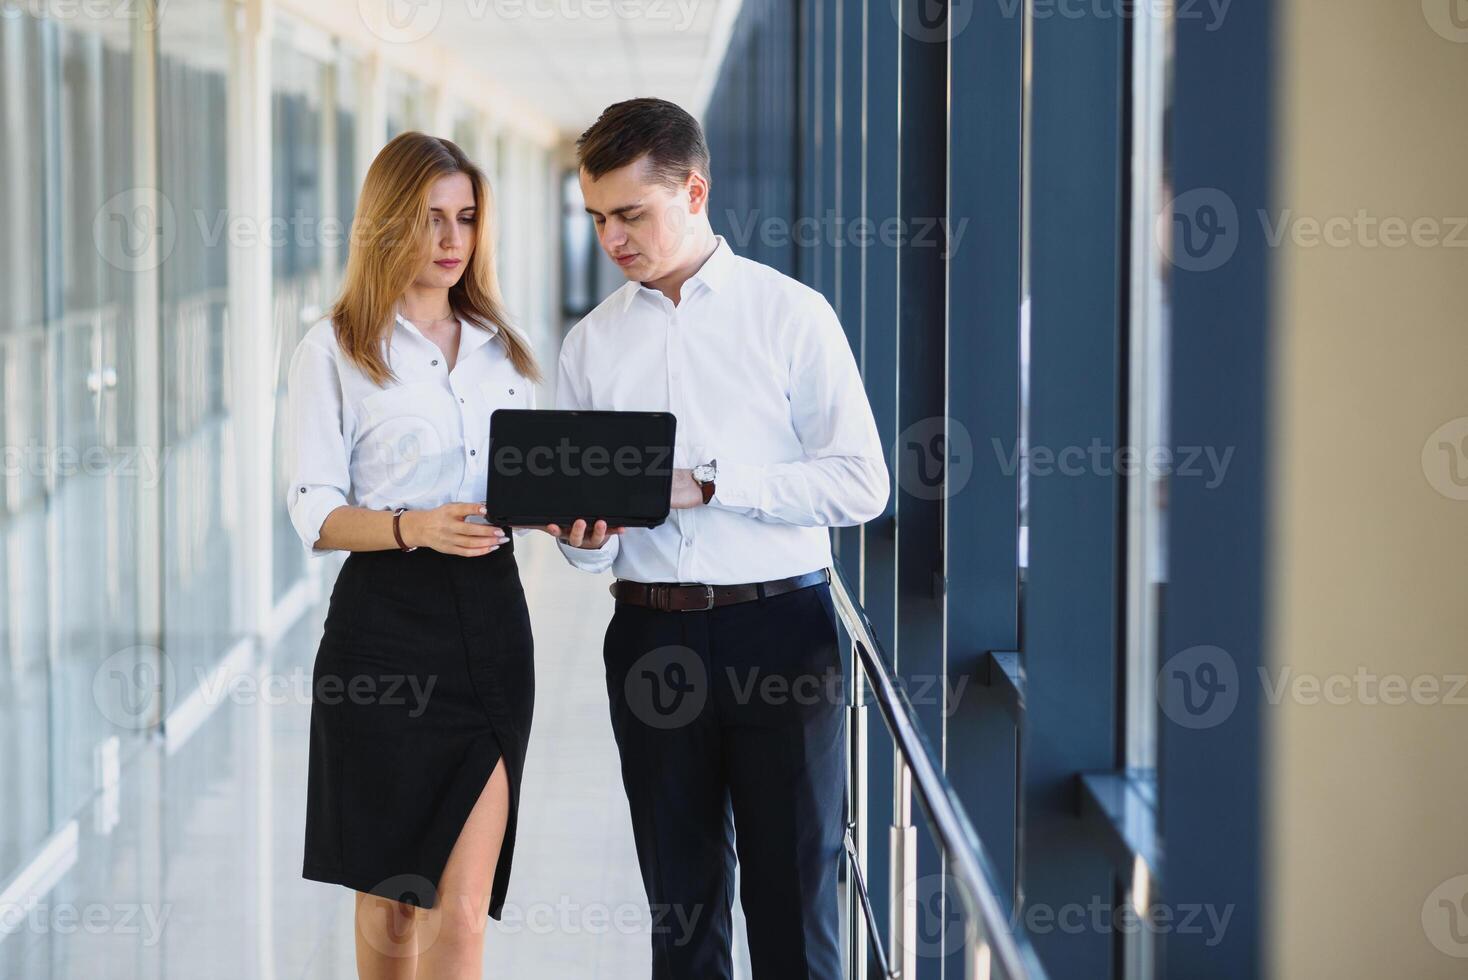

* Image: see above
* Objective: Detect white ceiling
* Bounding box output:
[424,0,740,136]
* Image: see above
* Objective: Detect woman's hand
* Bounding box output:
[401,503,508,557]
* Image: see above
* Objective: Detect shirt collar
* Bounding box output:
[619,235,735,313]
[687,235,734,294]
[394,311,499,358]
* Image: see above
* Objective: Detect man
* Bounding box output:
[548,97,888,979]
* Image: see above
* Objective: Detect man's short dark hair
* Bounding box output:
[576,98,711,188]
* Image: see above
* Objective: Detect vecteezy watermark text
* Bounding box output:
[722,209,970,259]
[492,441,672,479]
[1158,644,1468,730]
[993,438,1234,488]
[4,441,170,489]
[0,901,172,945]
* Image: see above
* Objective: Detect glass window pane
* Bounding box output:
[384,70,424,139]
[335,51,360,275]
[51,9,146,822]
[0,10,54,887]
[1124,0,1174,777]
[271,36,330,601]
[1018,0,1033,578]
[451,105,477,152]
[159,0,238,686]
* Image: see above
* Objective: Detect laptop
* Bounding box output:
[484,409,677,528]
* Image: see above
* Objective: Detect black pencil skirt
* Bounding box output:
[301,536,533,920]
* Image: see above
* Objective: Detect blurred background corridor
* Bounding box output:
[2,2,746,976]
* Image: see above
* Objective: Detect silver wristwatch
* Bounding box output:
[692,459,717,504]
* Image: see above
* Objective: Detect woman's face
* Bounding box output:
[412,171,477,291]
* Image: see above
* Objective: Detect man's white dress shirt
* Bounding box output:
[555,235,889,585]
[285,313,534,558]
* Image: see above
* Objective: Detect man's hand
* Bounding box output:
[533,518,625,549]
[670,468,705,510]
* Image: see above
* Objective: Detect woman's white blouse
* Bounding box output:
[284,313,534,558]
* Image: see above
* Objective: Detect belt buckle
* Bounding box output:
[687,584,716,612]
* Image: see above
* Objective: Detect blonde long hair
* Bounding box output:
[330,131,542,385]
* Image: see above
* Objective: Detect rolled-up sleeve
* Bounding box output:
[710,294,890,527]
[285,340,353,558]
[552,337,620,573]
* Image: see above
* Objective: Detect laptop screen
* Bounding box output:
[485,409,676,527]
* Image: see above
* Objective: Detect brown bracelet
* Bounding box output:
[391,507,417,552]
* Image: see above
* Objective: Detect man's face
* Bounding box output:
[579,154,705,284]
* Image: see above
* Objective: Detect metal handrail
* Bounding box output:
[830,563,1048,980]
[843,827,895,980]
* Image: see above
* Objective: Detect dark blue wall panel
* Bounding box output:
[1020,3,1127,976]
[947,0,1025,919]
[1160,2,1274,976]
[895,3,950,975]
[698,1,1267,977]
[704,0,798,275]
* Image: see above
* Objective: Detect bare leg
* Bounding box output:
[355,892,419,980]
[414,757,511,979]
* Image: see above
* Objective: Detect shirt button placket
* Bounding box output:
[666,313,679,396]
[667,308,694,581]
[449,372,476,501]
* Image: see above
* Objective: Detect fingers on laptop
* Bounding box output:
[542,518,625,548]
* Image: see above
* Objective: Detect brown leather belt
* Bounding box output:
[610,568,831,612]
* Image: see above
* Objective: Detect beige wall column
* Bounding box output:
[132,1,162,655]
[1268,2,1468,976]
[226,0,274,643]
[356,51,385,184]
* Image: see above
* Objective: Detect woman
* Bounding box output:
[285,131,540,978]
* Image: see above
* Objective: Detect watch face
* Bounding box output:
[694,464,715,482]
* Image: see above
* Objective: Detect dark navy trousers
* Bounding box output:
[602,579,847,980]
